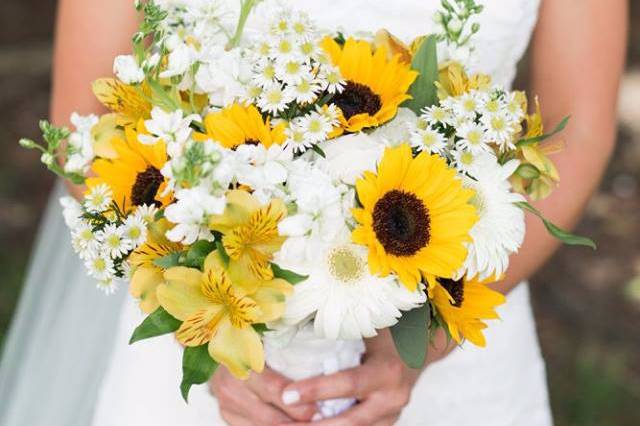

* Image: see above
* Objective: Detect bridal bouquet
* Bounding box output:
[21,0,594,416]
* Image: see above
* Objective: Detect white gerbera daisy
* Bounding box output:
[459,153,526,280]
[281,233,426,340]
[411,127,447,154]
[456,121,490,153]
[97,223,134,259]
[257,83,292,115]
[84,183,112,213]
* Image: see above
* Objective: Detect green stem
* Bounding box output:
[228,0,257,49]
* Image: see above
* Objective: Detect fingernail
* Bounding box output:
[311,412,323,422]
[282,389,300,405]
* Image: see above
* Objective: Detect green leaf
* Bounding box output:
[311,144,326,158]
[390,303,431,369]
[516,116,570,147]
[153,251,182,269]
[184,240,216,269]
[515,201,596,249]
[272,263,308,285]
[402,35,439,114]
[129,307,181,344]
[180,345,219,402]
[215,240,230,266]
[515,164,541,180]
[147,78,181,111]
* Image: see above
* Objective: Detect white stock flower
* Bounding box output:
[60,196,83,228]
[195,47,251,106]
[138,107,198,156]
[113,55,145,84]
[459,153,526,280]
[64,113,98,174]
[370,107,418,147]
[234,144,293,203]
[159,36,197,79]
[164,186,225,244]
[281,232,427,340]
[318,133,384,185]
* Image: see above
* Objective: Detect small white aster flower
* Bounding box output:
[318,104,341,127]
[298,39,322,62]
[318,64,345,94]
[134,204,159,224]
[421,105,452,125]
[456,121,490,154]
[97,224,134,259]
[452,149,481,174]
[257,83,292,115]
[84,184,112,213]
[290,73,322,104]
[96,277,119,295]
[411,127,447,154]
[284,122,312,152]
[123,215,148,247]
[481,111,515,150]
[298,111,333,144]
[71,221,100,259]
[275,59,309,85]
[252,59,278,88]
[85,252,116,281]
[454,92,481,119]
[270,36,300,61]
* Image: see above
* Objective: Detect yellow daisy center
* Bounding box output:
[372,190,431,256]
[467,130,482,145]
[327,246,365,284]
[485,99,500,113]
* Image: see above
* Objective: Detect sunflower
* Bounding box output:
[209,190,287,293]
[352,144,477,291]
[128,219,182,314]
[92,78,152,127]
[320,37,418,133]
[194,104,286,149]
[157,251,293,379]
[85,121,171,212]
[431,276,505,347]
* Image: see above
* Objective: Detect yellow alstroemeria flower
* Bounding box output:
[157,251,292,379]
[436,61,491,100]
[128,219,182,314]
[92,78,152,127]
[209,190,287,293]
[194,104,286,149]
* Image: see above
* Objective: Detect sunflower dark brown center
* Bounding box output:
[331,81,382,120]
[372,190,431,256]
[439,278,465,307]
[131,166,163,206]
[244,139,260,146]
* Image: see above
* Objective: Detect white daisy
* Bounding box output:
[284,122,312,152]
[298,39,322,62]
[123,215,148,247]
[257,83,292,115]
[411,127,447,154]
[96,278,120,295]
[481,111,515,150]
[453,92,480,119]
[252,59,278,88]
[458,153,526,280]
[317,64,345,94]
[456,121,490,153]
[298,110,333,144]
[97,224,134,259]
[289,73,322,104]
[71,221,100,260]
[84,183,112,213]
[270,36,300,62]
[421,105,452,126]
[452,148,481,174]
[85,252,116,281]
[280,232,427,340]
[275,58,309,85]
[134,204,159,224]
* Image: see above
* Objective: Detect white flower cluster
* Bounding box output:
[410,87,525,175]
[61,188,156,294]
[63,113,98,175]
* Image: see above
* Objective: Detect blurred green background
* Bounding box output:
[0,1,639,425]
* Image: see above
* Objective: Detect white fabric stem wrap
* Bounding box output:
[263,325,366,419]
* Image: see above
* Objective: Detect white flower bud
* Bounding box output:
[40,152,54,166]
[447,18,463,34]
[113,55,145,85]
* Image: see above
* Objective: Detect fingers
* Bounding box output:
[219,410,255,426]
[282,355,404,403]
[248,368,318,421]
[211,367,294,426]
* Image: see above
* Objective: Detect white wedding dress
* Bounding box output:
[91,1,552,425]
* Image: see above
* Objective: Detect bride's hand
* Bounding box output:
[209,366,317,426]
[279,329,454,426]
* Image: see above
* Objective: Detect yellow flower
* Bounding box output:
[194,104,286,149]
[320,37,418,133]
[436,61,491,99]
[85,121,171,212]
[92,78,152,127]
[352,144,477,291]
[128,219,182,314]
[157,251,292,379]
[209,190,287,293]
[431,276,505,347]
[511,98,562,200]
[373,30,413,64]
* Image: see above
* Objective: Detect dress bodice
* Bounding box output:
[245,0,541,88]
